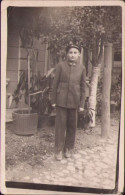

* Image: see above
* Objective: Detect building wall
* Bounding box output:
[6,30,47,108]
[18,38,46,74]
[7,30,19,95]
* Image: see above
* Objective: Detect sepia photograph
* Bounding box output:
[1,1,124,194]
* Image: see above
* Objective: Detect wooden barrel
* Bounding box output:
[12,110,38,135]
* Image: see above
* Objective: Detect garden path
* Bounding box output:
[6,112,119,190]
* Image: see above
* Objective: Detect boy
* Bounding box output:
[51,43,86,161]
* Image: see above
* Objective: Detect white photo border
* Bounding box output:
[1,1,124,194]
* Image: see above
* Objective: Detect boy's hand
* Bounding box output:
[79,107,84,112]
[52,104,56,108]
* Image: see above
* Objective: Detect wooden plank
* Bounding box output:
[8,32,19,47]
[6,81,18,94]
[7,59,18,71]
[6,70,18,82]
[7,47,19,59]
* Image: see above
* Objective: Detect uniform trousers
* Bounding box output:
[55,106,77,154]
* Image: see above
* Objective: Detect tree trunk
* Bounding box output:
[89,36,104,127]
[101,43,113,138]
[80,47,84,65]
[89,66,100,127]
[84,48,88,75]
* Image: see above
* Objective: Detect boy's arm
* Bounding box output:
[51,64,61,105]
[79,66,86,108]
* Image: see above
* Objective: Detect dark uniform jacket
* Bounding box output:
[51,60,86,109]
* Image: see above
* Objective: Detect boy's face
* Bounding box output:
[67,48,80,62]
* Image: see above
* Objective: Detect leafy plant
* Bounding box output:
[8,6,122,120]
[8,6,122,66]
[96,73,122,115]
[13,69,55,115]
[110,74,122,110]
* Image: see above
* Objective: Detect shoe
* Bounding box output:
[55,151,63,161]
[64,149,72,158]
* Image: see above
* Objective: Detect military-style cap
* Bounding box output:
[66,43,81,53]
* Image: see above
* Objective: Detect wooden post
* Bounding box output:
[101,43,113,138]
[28,55,31,110]
[18,37,21,82]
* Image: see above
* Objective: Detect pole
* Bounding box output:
[44,43,48,75]
[18,37,21,82]
[28,55,31,112]
[101,43,113,138]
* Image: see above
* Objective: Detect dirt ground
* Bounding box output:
[5,111,120,172]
